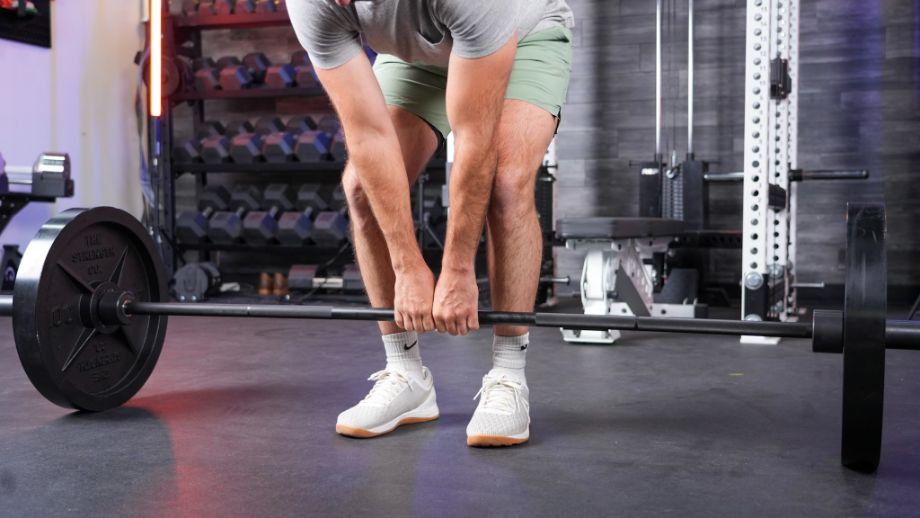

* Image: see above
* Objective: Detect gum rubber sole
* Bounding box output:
[466,434,529,447]
[335,415,439,438]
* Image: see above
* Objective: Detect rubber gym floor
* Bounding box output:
[1,310,918,517]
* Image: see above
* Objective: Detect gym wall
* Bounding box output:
[554,0,920,297]
[0,0,146,250]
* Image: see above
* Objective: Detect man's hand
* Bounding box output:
[432,268,480,336]
[393,260,436,332]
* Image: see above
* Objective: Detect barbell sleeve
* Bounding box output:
[788,169,869,181]
[885,321,920,351]
[704,169,870,183]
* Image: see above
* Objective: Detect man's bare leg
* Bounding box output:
[335,107,441,438]
[342,106,439,335]
[465,100,557,447]
[487,100,558,336]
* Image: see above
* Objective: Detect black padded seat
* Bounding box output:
[556,217,687,240]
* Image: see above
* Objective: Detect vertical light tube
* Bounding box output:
[687,0,694,158]
[655,0,662,159]
[150,0,162,117]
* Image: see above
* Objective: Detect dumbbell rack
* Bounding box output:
[151,6,446,284]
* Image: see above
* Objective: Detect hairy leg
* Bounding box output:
[343,106,439,335]
[487,100,557,336]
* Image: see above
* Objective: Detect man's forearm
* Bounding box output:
[441,37,518,273]
[348,132,424,271]
[441,134,496,272]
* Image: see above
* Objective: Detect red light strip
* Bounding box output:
[149,0,162,117]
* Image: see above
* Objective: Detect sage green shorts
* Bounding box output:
[372,26,574,139]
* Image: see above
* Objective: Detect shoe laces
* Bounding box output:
[473,375,525,415]
[360,369,412,407]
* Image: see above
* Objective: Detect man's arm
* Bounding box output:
[315,55,435,332]
[432,35,518,335]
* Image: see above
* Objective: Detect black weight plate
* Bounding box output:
[841,203,886,473]
[13,207,168,411]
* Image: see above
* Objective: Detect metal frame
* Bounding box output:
[687,0,694,159]
[741,0,799,341]
[560,236,703,344]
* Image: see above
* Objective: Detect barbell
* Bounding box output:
[3,203,918,473]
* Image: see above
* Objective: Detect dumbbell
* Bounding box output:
[314,115,346,161]
[266,51,307,89]
[312,186,350,247]
[229,117,285,163]
[208,185,262,244]
[173,139,202,163]
[0,151,72,198]
[172,121,225,163]
[316,115,346,159]
[172,262,222,302]
[219,53,271,90]
[294,131,333,162]
[263,117,315,163]
[175,185,232,244]
[277,183,333,245]
[193,57,220,91]
[242,183,296,245]
[293,116,335,162]
[201,120,251,164]
[291,51,319,89]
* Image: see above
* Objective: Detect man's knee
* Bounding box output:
[342,167,375,225]
[489,168,537,222]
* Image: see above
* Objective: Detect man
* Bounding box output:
[287,0,573,446]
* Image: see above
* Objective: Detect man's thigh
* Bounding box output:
[387,105,439,183]
[373,55,450,142]
[505,26,574,120]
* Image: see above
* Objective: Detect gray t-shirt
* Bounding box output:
[287,0,574,69]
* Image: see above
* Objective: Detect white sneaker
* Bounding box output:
[336,367,439,438]
[466,373,530,447]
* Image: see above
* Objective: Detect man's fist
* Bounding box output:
[393,262,436,332]
[432,268,480,336]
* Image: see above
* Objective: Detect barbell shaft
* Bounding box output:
[126,300,815,338]
[0,293,913,347]
[5,172,34,185]
[97,302,920,347]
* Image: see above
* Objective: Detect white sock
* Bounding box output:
[490,333,528,383]
[382,331,423,377]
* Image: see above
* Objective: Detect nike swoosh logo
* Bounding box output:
[404,340,418,351]
[520,343,528,351]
